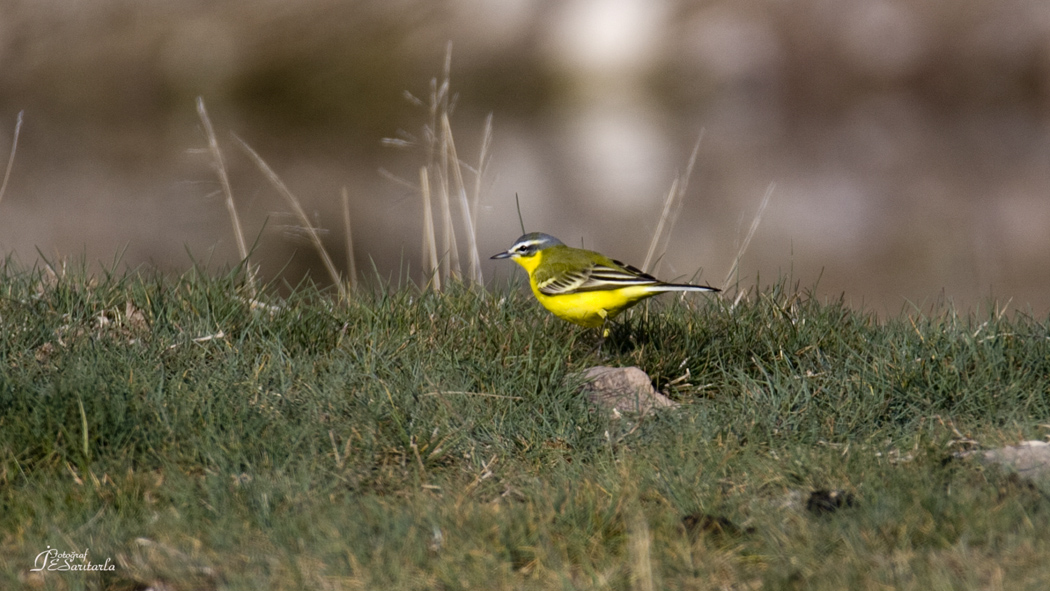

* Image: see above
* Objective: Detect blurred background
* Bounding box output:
[2,0,1050,315]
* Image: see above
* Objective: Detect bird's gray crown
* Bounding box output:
[510,232,563,255]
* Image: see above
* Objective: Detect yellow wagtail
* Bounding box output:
[491,232,719,330]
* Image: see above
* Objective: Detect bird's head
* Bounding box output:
[490,233,564,264]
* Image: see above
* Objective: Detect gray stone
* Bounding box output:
[577,366,679,417]
[971,441,1050,481]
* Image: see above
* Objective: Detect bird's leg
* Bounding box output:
[596,311,610,356]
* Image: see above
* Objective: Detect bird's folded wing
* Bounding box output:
[536,267,591,295]
[538,261,659,296]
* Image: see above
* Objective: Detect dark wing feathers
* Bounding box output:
[537,268,591,295]
[533,245,717,296]
[537,258,662,296]
[586,260,660,286]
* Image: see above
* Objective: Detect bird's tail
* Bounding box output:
[651,282,720,294]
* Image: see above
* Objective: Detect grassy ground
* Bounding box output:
[1,262,1049,590]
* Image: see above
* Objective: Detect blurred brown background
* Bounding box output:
[2,0,1049,315]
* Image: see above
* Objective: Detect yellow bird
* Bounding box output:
[491,232,719,330]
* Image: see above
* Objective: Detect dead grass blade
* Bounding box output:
[723,181,775,289]
[341,186,357,291]
[0,110,24,207]
[643,130,703,274]
[196,98,256,295]
[442,113,482,284]
[420,166,441,290]
[233,133,347,300]
[470,113,494,241]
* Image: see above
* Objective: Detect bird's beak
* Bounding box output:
[490,250,512,260]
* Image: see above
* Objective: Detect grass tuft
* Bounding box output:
[1,266,1048,589]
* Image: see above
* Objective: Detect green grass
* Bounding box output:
[1,262,1049,590]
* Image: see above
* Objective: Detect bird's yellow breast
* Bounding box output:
[510,249,658,328]
[532,288,638,327]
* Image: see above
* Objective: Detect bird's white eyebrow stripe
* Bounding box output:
[515,240,543,251]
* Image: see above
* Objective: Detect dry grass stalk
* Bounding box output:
[627,509,656,591]
[470,112,494,241]
[723,181,775,289]
[436,121,461,282]
[441,113,482,284]
[0,110,24,207]
[642,131,704,275]
[383,43,490,291]
[429,45,460,285]
[643,177,678,274]
[233,134,347,301]
[196,97,256,295]
[420,166,441,291]
[341,186,357,291]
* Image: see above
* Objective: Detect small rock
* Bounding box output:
[971,441,1050,481]
[576,366,679,416]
